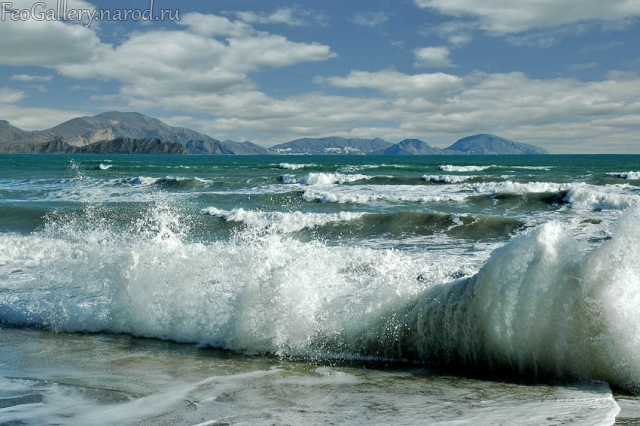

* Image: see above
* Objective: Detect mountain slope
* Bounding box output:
[0,138,188,154]
[270,137,393,154]
[379,139,446,155]
[78,137,188,154]
[38,111,219,148]
[0,120,48,147]
[445,134,549,155]
[186,140,270,155]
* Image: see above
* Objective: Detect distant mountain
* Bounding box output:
[78,137,187,154]
[0,112,273,155]
[0,120,48,147]
[186,140,270,155]
[379,139,446,155]
[270,137,393,154]
[35,111,220,148]
[0,139,75,153]
[0,113,550,155]
[0,137,188,154]
[445,134,549,155]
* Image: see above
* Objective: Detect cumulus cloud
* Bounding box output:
[421,21,475,45]
[0,1,105,66]
[0,103,85,130]
[11,74,54,82]
[230,8,308,26]
[413,46,454,68]
[352,12,391,27]
[179,13,253,38]
[317,69,463,98]
[2,2,640,152]
[0,88,25,103]
[2,9,336,100]
[100,68,640,152]
[414,0,640,34]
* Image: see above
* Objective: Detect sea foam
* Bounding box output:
[1,201,640,391]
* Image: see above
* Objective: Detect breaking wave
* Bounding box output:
[0,201,639,391]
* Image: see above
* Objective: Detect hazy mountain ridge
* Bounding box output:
[378,139,447,155]
[270,137,394,154]
[445,134,549,155]
[186,140,270,155]
[0,113,550,155]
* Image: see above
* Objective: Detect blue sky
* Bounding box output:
[1,0,640,152]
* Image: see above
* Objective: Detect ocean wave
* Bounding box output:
[277,163,316,170]
[613,172,640,180]
[130,175,214,188]
[339,164,410,173]
[440,165,492,172]
[472,181,570,194]
[565,185,639,211]
[346,210,640,391]
[1,202,640,390]
[422,175,478,184]
[201,207,365,233]
[283,173,372,185]
[302,187,467,204]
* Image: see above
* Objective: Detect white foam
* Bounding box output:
[440,165,492,172]
[565,185,639,210]
[0,201,464,357]
[283,173,372,185]
[201,207,365,233]
[98,164,112,170]
[277,163,315,170]
[472,181,570,194]
[621,172,640,180]
[422,174,477,183]
[302,185,468,204]
[351,209,640,391]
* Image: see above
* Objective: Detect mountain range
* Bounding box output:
[0,112,549,155]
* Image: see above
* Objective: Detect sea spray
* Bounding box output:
[348,209,640,390]
[2,187,640,390]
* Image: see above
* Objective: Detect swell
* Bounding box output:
[200,208,524,241]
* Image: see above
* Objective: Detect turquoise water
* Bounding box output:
[1,154,639,424]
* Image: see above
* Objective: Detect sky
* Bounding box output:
[1,0,640,153]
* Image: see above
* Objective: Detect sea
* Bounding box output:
[0,153,639,425]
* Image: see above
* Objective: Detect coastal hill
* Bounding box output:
[445,134,549,155]
[270,135,548,155]
[0,137,188,154]
[270,137,393,154]
[0,112,549,155]
[378,139,446,155]
[0,112,269,155]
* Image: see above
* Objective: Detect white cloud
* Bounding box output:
[3,11,336,101]
[231,8,307,26]
[317,69,463,98]
[414,46,454,68]
[0,19,104,66]
[0,88,25,103]
[179,13,253,38]
[414,0,640,34]
[0,104,86,130]
[352,12,391,27]
[567,62,598,72]
[11,74,53,82]
[421,20,475,45]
